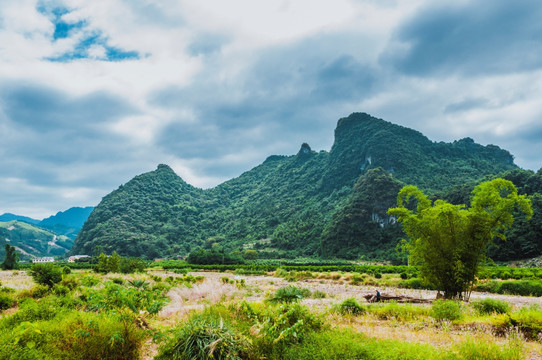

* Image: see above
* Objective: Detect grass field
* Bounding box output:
[1,267,542,359]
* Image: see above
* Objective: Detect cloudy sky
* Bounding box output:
[1,0,542,218]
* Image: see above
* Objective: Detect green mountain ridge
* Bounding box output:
[71,112,526,261]
[0,221,73,260]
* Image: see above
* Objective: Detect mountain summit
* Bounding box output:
[71,113,518,260]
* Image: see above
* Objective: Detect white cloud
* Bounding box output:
[1,0,542,218]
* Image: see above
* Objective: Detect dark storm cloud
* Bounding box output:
[382,0,542,76]
[0,82,139,187]
[1,82,135,132]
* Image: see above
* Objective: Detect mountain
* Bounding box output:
[0,213,40,225]
[0,221,73,260]
[39,206,94,240]
[71,112,520,260]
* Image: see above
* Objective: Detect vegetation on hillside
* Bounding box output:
[71,113,521,261]
[0,221,73,260]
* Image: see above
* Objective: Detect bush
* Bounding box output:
[267,285,311,304]
[400,272,408,280]
[0,310,145,360]
[120,257,147,273]
[259,303,324,347]
[335,298,365,315]
[431,299,462,321]
[0,295,16,311]
[62,266,71,275]
[311,290,327,299]
[111,277,125,285]
[29,263,63,287]
[471,298,510,315]
[156,310,250,360]
[453,337,523,360]
[17,284,51,299]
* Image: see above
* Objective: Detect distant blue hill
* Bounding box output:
[40,206,94,228]
[0,213,40,224]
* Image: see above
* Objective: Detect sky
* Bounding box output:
[1,0,542,219]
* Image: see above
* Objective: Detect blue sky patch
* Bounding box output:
[46,31,141,62]
[37,3,140,62]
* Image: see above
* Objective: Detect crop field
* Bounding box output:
[1,267,542,359]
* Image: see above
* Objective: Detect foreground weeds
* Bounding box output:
[1,270,542,359]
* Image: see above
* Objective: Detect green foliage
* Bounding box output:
[83,281,167,315]
[62,266,71,275]
[389,179,532,299]
[0,295,16,311]
[71,113,519,261]
[1,244,19,270]
[280,328,440,360]
[450,337,523,360]
[156,309,250,360]
[120,257,147,273]
[0,310,145,360]
[335,298,365,315]
[321,168,404,259]
[187,249,244,265]
[471,298,510,315]
[0,221,72,260]
[431,300,463,321]
[368,302,429,321]
[476,280,542,296]
[258,303,324,349]
[267,285,311,304]
[29,263,63,287]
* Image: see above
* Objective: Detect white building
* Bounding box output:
[32,257,55,263]
[68,255,90,263]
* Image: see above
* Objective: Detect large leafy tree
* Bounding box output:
[388,178,532,299]
[1,244,19,270]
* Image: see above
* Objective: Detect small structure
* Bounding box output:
[32,257,55,263]
[68,255,90,263]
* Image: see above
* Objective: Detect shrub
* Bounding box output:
[80,275,100,287]
[52,284,70,296]
[431,299,462,321]
[156,310,250,360]
[120,257,147,274]
[267,285,310,304]
[335,298,365,315]
[111,277,125,285]
[60,276,79,290]
[62,266,71,275]
[258,303,324,348]
[311,290,327,299]
[0,310,145,360]
[471,298,510,315]
[0,295,16,311]
[29,263,63,287]
[17,284,51,299]
[453,337,523,360]
[509,307,542,340]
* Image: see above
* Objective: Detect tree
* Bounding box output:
[388,178,532,300]
[1,244,19,270]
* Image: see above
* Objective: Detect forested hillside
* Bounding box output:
[71,113,523,261]
[0,221,73,260]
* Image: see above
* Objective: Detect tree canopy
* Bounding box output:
[388,178,532,299]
